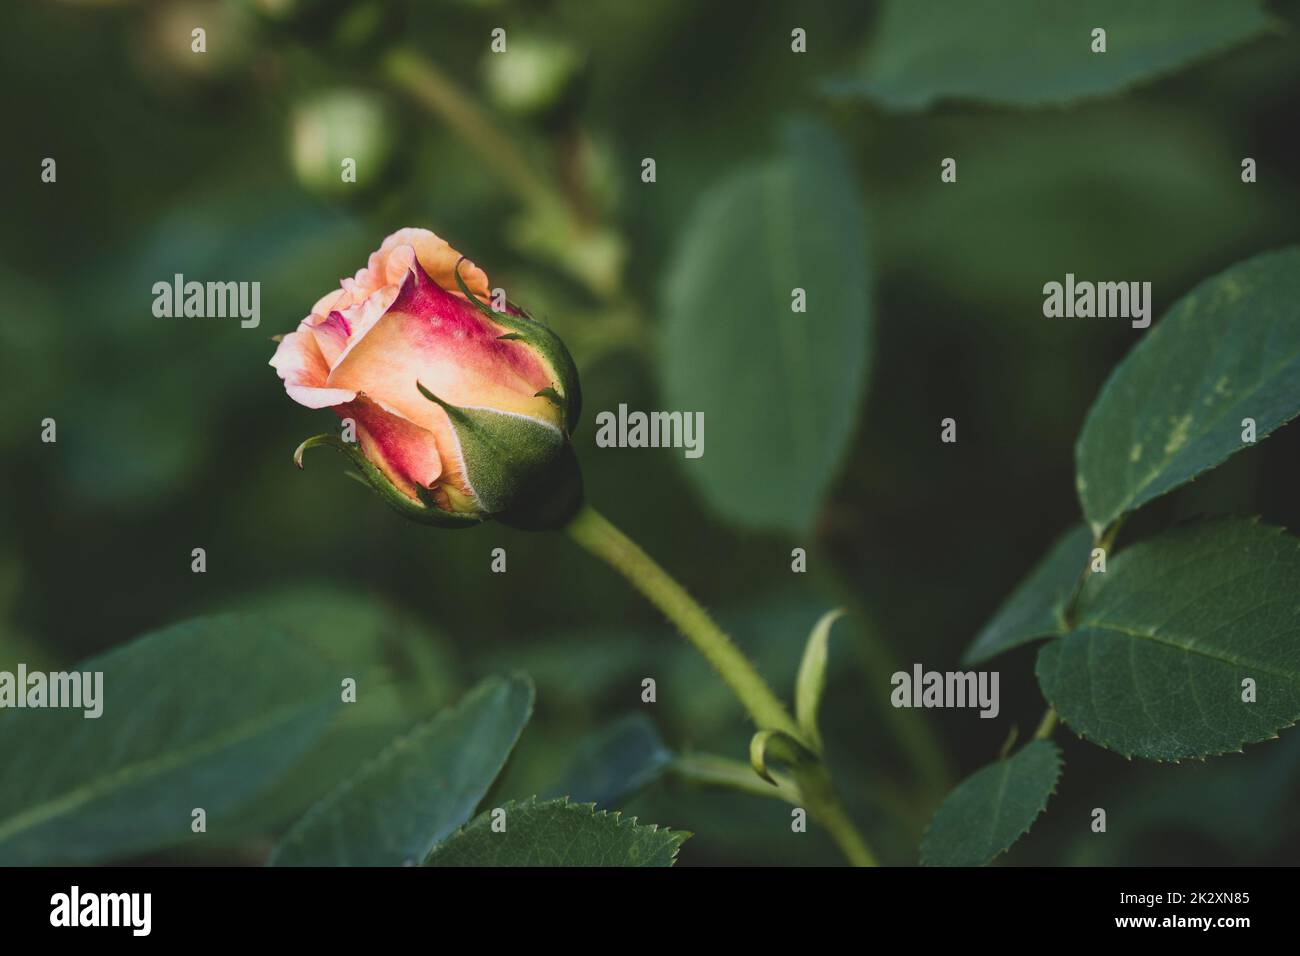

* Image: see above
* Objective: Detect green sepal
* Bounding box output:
[293,433,481,529]
[534,386,564,409]
[495,441,583,531]
[794,608,845,756]
[749,729,816,786]
[416,385,583,529]
[454,258,583,435]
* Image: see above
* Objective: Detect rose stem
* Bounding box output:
[566,504,877,866]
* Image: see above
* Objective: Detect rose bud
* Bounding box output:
[271,227,583,530]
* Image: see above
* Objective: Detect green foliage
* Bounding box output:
[828,0,1275,110]
[8,0,1300,869]
[241,588,457,702]
[951,243,1300,846]
[270,674,534,866]
[1037,517,1300,761]
[921,742,1062,866]
[424,797,689,867]
[964,524,1092,665]
[225,588,458,834]
[0,615,339,865]
[795,608,844,752]
[661,118,872,534]
[1076,247,1300,535]
[544,714,674,807]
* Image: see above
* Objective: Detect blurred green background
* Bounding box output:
[4,0,1300,865]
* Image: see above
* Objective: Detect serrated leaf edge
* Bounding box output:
[1036,516,1300,762]
[919,742,1063,867]
[268,673,534,865]
[424,795,691,864]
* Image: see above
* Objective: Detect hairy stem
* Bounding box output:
[1034,517,1125,757]
[566,504,877,866]
[799,764,878,867]
[566,505,800,737]
[1062,517,1126,630]
[671,753,802,804]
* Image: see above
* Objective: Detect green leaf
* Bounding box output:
[270,673,534,866]
[795,608,845,752]
[661,118,872,534]
[1037,517,1300,761]
[826,0,1276,110]
[964,525,1093,665]
[545,714,674,807]
[0,615,340,865]
[424,797,688,867]
[417,385,580,527]
[921,742,1062,866]
[241,587,456,710]
[221,588,458,835]
[1076,247,1300,536]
